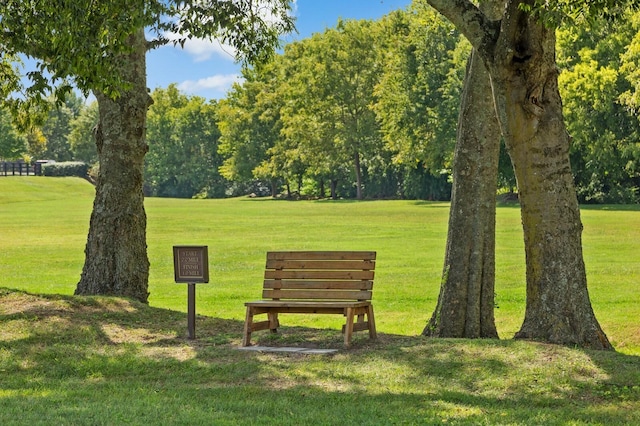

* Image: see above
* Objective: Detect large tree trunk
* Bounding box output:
[425,0,612,350]
[489,2,612,349]
[424,47,501,338]
[75,29,152,303]
[424,0,503,339]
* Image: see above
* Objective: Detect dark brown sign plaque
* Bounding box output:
[173,245,209,339]
[173,246,209,283]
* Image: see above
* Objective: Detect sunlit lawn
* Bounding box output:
[1,176,640,425]
[1,177,638,352]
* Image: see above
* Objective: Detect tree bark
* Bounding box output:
[426,0,612,349]
[489,4,611,349]
[424,29,501,337]
[354,151,363,200]
[75,29,152,303]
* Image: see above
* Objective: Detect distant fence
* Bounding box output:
[0,162,43,176]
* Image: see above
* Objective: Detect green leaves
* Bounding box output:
[1,0,147,113]
[1,0,295,114]
[164,0,295,66]
[146,85,224,198]
[374,5,463,173]
[0,107,27,160]
[521,0,640,26]
[557,11,640,203]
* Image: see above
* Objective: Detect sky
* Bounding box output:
[146,0,413,100]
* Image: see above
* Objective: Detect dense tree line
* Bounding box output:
[218,6,459,200]
[145,85,226,198]
[2,4,639,203]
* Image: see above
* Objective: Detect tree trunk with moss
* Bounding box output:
[489,4,610,348]
[424,46,501,338]
[75,29,152,303]
[424,0,503,339]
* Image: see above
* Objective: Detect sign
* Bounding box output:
[173,245,209,339]
[173,246,209,283]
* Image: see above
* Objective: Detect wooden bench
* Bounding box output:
[242,251,377,348]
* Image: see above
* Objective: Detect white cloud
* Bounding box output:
[178,74,243,97]
[182,38,237,62]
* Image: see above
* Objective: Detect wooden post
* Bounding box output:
[187,283,196,339]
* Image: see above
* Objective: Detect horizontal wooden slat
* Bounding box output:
[249,320,272,332]
[342,322,370,333]
[246,300,371,309]
[267,251,376,261]
[263,280,373,290]
[262,289,372,300]
[266,259,375,270]
[255,306,347,315]
[256,251,376,304]
[264,270,374,280]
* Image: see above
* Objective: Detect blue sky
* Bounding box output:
[146,0,412,100]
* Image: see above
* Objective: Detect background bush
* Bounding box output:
[41,161,89,178]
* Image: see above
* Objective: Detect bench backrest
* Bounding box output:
[263,251,376,301]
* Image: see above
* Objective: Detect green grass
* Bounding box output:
[1,176,640,424]
[1,289,639,425]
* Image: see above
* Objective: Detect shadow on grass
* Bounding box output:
[1,287,639,425]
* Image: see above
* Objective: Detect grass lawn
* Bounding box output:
[1,176,639,424]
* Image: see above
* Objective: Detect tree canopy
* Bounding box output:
[0,0,294,120]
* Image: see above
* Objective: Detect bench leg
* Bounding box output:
[242,306,254,346]
[367,304,377,340]
[268,312,279,333]
[356,313,366,334]
[344,307,355,348]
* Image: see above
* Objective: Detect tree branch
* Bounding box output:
[426,0,500,62]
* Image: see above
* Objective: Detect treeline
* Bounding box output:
[2,2,639,202]
[217,5,464,201]
[0,95,98,169]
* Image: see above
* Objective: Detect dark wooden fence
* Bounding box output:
[0,162,43,176]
